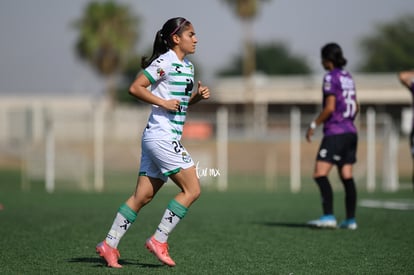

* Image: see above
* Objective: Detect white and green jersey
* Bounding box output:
[142,49,194,141]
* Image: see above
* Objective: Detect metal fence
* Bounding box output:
[0,100,411,193]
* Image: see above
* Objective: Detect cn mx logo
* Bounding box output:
[319,149,328,159]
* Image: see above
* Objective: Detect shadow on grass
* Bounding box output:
[68,257,164,268]
[258,221,341,230]
[257,221,310,228]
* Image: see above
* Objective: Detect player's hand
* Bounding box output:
[163,99,181,111]
[197,81,210,100]
[306,127,314,143]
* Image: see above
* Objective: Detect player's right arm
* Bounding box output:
[129,73,180,112]
[306,95,335,142]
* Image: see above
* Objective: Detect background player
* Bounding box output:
[398,69,414,191]
[96,17,210,268]
[306,42,359,230]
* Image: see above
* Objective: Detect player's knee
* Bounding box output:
[130,192,154,208]
[142,194,154,205]
[191,186,201,202]
[340,172,353,180]
[185,184,201,202]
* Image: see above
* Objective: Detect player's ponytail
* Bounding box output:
[321,42,347,69]
[141,30,168,68]
[141,17,190,69]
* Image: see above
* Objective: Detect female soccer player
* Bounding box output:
[306,43,359,230]
[96,17,210,268]
[398,69,414,191]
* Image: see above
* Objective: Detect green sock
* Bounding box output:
[154,199,188,243]
[105,203,137,248]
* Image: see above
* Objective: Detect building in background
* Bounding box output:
[0,74,410,192]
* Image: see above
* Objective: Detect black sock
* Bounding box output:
[341,178,357,219]
[314,176,333,215]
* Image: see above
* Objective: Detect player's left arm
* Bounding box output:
[306,95,335,142]
[314,95,335,127]
[189,80,210,105]
[398,70,414,89]
[354,99,360,118]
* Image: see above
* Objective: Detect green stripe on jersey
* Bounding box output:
[171,129,183,135]
[171,120,185,125]
[169,111,186,115]
[170,81,190,86]
[169,72,193,77]
[143,70,156,84]
[171,63,183,67]
[170,91,187,96]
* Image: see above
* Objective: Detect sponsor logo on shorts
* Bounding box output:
[319,148,327,158]
[182,152,192,163]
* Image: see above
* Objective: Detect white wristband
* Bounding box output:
[310,121,317,129]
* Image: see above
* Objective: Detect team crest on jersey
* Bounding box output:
[182,152,192,163]
[157,68,165,77]
[324,81,331,90]
[324,75,332,90]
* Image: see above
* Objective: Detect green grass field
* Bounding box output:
[0,170,413,274]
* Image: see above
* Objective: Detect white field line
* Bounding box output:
[359,199,414,210]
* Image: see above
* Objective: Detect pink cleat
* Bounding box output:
[145,236,176,267]
[96,240,122,268]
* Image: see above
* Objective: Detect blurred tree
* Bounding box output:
[73,1,139,107]
[358,14,414,72]
[222,0,270,77]
[217,42,312,76]
[116,55,142,104]
[222,0,272,135]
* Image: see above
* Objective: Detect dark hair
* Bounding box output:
[321,42,347,68]
[141,17,191,69]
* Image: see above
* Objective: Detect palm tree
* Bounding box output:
[221,0,270,136]
[73,1,139,107]
[221,0,270,78]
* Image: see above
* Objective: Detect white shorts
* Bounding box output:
[139,139,194,182]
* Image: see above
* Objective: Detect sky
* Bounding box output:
[0,0,413,95]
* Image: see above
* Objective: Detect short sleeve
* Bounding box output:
[323,72,342,98]
[143,58,167,84]
[323,74,335,95]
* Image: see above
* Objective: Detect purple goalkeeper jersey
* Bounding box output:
[322,68,357,136]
